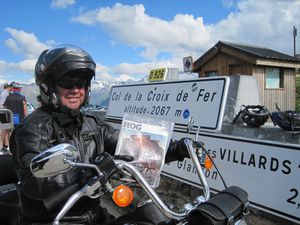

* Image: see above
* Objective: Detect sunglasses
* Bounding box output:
[56,78,87,89]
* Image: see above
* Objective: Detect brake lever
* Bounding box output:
[53,178,103,225]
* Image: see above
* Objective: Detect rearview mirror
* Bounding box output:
[30,143,79,178]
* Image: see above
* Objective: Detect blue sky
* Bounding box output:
[0,0,300,84]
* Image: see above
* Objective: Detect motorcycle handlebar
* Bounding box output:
[51,139,210,224]
[184,139,210,201]
[114,139,210,220]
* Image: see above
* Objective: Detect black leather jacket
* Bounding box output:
[10,106,186,222]
[10,106,119,221]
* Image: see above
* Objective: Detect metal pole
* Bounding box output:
[293,26,297,57]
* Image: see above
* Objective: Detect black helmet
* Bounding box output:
[271,104,300,132]
[3,82,9,89]
[232,105,270,128]
[35,44,96,108]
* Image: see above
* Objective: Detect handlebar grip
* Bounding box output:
[43,183,79,211]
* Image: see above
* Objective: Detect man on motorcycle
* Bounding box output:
[9,44,189,224]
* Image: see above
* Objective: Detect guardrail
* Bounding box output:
[0,108,14,130]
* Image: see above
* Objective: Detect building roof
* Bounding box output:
[194,41,300,71]
[220,41,298,61]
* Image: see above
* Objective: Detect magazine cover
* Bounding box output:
[115,113,174,187]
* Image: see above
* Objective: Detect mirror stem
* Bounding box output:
[64,159,103,176]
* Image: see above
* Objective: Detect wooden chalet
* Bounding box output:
[193,41,300,112]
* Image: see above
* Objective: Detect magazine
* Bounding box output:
[115,113,174,187]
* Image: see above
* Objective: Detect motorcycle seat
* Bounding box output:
[0,189,20,225]
[0,154,18,185]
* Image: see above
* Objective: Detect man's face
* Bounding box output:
[56,75,87,110]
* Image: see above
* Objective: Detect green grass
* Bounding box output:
[296,73,300,111]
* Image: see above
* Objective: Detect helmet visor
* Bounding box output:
[56,77,88,89]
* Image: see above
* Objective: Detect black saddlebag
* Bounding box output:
[188,186,249,225]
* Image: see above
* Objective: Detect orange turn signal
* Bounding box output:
[112,185,134,207]
[204,156,213,170]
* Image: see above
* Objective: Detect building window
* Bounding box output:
[265,67,284,89]
[205,71,218,77]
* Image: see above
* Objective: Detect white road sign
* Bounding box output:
[107,77,229,131]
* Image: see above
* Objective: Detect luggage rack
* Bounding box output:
[0,108,14,130]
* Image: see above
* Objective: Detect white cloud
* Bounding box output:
[0,60,9,79]
[0,59,36,81]
[112,62,152,75]
[95,63,109,75]
[5,28,50,59]
[1,29,52,82]
[94,60,183,82]
[207,0,300,54]
[0,59,35,75]
[94,60,182,82]
[0,78,8,84]
[17,59,37,72]
[95,72,115,82]
[1,28,142,83]
[71,3,211,61]
[96,72,138,83]
[72,1,300,60]
[112,60,179,75]
[222,0,235,9]
[98,61,198,82]
[95,63,138,82]
[118,74,138,82]
[51,0,75,9]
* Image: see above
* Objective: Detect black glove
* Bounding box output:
[165,138,191,163]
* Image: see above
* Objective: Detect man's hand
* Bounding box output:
[165,138,191,163]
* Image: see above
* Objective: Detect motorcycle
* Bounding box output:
[0,139,249,225]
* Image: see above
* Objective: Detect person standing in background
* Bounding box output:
[0,82,12,106]
[0,82,13,151]
[3,82,28,150]
[4,82,28,126]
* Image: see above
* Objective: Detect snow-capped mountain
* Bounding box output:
[89,78,148,107]
[18,83,39,106]
[89,80,117,107]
